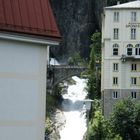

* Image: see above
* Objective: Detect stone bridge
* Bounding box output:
[47,65,87,89]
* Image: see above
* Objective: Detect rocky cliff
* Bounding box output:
[50,0,107,62]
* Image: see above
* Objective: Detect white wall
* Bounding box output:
[0,39,47,140]
[102,8,140,90]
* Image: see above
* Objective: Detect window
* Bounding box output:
[127,44,133,55]
[131,64,137,71]
[127,48,133,55]
[114,12,119,22]
[113,63,118,71]
[131,77,137,85]
[113,44,119,55]
[131,91,137,99]
[135,44,140,55]
[113,77,118,85]
[131,12,136,22]
[113,28,119,39]
[112,91,118,99]
[131,28,136,39]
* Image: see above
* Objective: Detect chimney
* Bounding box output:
[117,1,120,5]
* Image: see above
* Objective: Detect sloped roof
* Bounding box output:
[0,0,61,41]
[106,1,140,9]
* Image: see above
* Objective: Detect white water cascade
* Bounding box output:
[60,76,87,140]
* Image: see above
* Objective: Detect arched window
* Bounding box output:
[127,44,133,55]
[113,44,119,55]
[135,44,140,55]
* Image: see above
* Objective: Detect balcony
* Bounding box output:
[121,54,140,62]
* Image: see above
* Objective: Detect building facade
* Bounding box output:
[0,0,61,140]
[102,1,140,117]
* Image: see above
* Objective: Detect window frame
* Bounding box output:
[113,28,119,39]
[113,63,118,71]
[131,28,136,39]
[113,44,119,55]
[113,77,118,85]
[131,64,137,71]
[131,12,136,22]
[126,44,133,56]
[131,91,137,99]
[114,12,119,22]
[112,91,118,99]
[131,77,137,85]
[135,44,140,55]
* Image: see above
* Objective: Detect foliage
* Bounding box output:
[90,32,101,63]
[67,51,85,66]
[89,47,95,71]
[52,84,63,102]
[87,99,140,140]
[45,84,64,137]
[109,98,140,140]
[46,84,63,116]
[86,72,101,99]
[46,94,56,114]
[86,100,122,140]
[45,116,53,135]
[107,0,131,6]
[86,31,101,99]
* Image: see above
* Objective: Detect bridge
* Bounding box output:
[47,65,87,89]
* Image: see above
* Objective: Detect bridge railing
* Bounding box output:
[47,65,88,89]
[47,65,87,69]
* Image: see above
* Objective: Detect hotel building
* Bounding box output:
[101,1,140,117]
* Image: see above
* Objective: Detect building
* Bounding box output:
[101,1,140,117]
[0,0,61,140]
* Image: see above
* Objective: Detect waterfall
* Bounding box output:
[60,76,87,140]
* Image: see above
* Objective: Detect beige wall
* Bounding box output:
[0,39,47,140]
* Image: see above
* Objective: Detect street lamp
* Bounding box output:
[83,99,93,139]
[84,99,93,111]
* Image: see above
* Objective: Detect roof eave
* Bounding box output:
[0,32,60,46]
[105,7,140,10]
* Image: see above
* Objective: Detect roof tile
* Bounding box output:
[0,0,61,40]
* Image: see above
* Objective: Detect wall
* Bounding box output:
[0,39,47,140]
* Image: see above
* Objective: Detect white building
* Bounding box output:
[0,0,61,140]
[102,1,140,117]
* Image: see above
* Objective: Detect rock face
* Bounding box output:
[50,0,107,62]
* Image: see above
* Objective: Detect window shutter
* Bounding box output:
[137,77,140,86]
[138,64,140,72]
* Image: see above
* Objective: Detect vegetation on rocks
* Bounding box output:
[45,84,63,138]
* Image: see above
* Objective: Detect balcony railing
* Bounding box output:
[121,54,140,62]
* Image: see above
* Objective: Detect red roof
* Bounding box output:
[0,0,61,41]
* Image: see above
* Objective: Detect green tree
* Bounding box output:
[87,32,101,99]
[89,47,95,71]
[68,52,84,66]
[109,98,140,140]
[90,32,101,62]
[87,100,122,140]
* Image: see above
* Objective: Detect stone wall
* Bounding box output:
[103,89,140,118]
